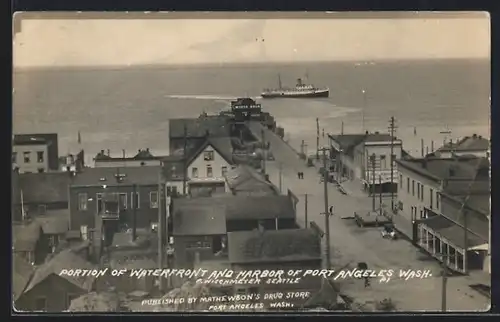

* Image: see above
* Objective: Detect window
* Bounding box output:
[399,174,403,189]
[398,201,403,211]
[436,192,440,209]
[417,183,420,199]
[38,204,47,215]
[171,186,178,196]
[119,193,127,209]
[96,193,103,213]
[429,188,434,209]
[380,155,386,168]
[12,152,17,163]
[34,297,47,311]
[420,209,424,219]
[391,154,397,166]
[221,166,228,177]
[23,151,31,163]
[203,151,214,161]
[406,178,410,193]
[131,192,140,209]
[412,180,415,196]
[150,191,159,208]
[192,167,199,178]
[37,151,44,163]
[207,165,213,178]
[78,193,88,211]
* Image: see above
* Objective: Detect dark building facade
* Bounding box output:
[68,166,165,232]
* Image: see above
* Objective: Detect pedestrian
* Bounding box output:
[297,172,300,179]
[329,206,334,216]
[364,277,371,288]
[301,172,304,179]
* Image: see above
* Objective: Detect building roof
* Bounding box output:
[225,165,277,194]
[13,172,71,204]
[328,134,366,151]
[227,229,321,264]
[169,115,231,139]
[24,249,96,294]
[396,156,489,182]
[173,204,226,236]
[173,195,295,221]
[420,215,487,250]
[438,135,489,152]
[94,148,166,162]
[186,136,235,167]
[33,209,70,235]
[12,254,35,301]
[70,166,163,187]
[14,133,59,170]
[13,222,42,252]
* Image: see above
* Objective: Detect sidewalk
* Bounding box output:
[255,123,490,311]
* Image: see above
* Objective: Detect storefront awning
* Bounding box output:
[419,215,488,250]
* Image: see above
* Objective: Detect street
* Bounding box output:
[249,122,490,311]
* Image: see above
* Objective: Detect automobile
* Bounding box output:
[381,224,398,240]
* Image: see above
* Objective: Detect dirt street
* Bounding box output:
[249,122,490,311]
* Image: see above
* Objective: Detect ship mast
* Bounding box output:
[278,74,282,89]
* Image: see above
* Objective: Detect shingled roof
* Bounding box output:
[225,165,277,195]
[396,156,489,182]
[13,222,42,252]
[227,229,321,264]
[13,172,71,204]
[24,249,96,294]
[173,204,226,236]
[185,137,235,166]
[169,116,231,139]
[173,195,295,221]
[438,135,489,152]
[12,255,35,301]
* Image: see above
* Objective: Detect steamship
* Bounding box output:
[261,74,329,99]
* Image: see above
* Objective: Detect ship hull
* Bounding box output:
[261,89,329,99]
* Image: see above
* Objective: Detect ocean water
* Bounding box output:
[13,59,490,165]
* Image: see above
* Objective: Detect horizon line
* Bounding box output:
[13,57,489,72]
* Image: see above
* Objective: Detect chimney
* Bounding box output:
[122,149,126,158]
[146,148,150,152]
[365,130,369,135]
[473,133,477,138]
[100,149,104,155]
[107,149,110,156]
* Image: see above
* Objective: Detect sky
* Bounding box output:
[13,12,490,68]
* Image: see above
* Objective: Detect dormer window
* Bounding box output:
[204,151,214,161]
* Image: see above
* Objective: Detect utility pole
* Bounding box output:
[321,148,331,269]
[304,193,308,228]
[388,116,397,212]
[261,128,266,175]
[316,118,320,160]
[370,154,376,211]
[379,175,383,216]
[421,138,424,157]
[132,184,137,241]
[182,124,188,196]
[441,254,448,312]
[158,172,164,293]
[341,121,344,135]
[300,140,305,155]
[278,162,283,193]
[362,89,366,133]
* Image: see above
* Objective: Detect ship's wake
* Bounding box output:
[165,94,262,101]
